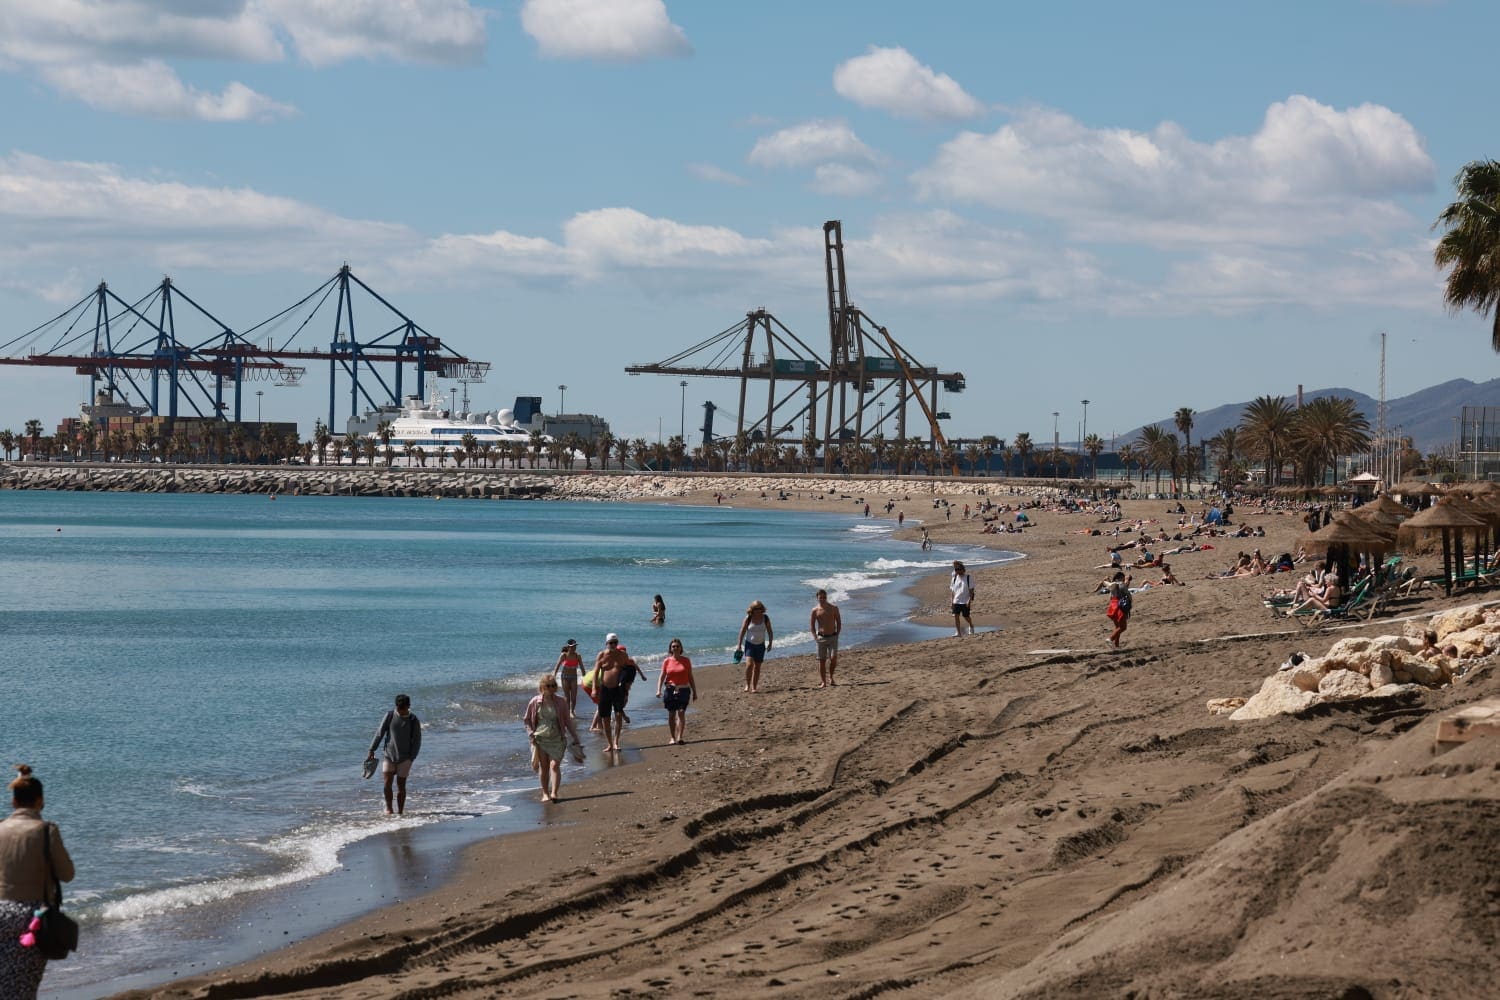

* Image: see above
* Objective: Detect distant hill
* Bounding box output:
[1115,378,1500,455]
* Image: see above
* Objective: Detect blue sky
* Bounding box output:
[0,0,1496,449]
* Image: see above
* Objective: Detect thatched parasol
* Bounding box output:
[1457,479,1500,496]
[1349,495,1414,533]
[1302,513,1396,583]
[1392,478,1442,497]
[1399,499,1489,594]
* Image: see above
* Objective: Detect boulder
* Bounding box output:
[1396,654,1447,688]
[1206,697,1247,716]
[1287,661,1327,693]
[1369,661,1396,689]
[1326,637,1372,658]
[1368,682,1426,700]
[1229,675,1321,721]
[1318,669,1372,701]
[1433,606,1486,640]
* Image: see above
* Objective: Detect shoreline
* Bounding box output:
[100,480,1500,997]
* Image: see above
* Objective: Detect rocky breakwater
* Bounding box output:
[0,463,554,499]
[1209,603,1500,721]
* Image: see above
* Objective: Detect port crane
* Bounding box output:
[0,265,482,433]
[625,220,964,470]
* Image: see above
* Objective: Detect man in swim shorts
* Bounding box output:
[595,633,637,753]
[810,589,842,687]
[367,693,421,815]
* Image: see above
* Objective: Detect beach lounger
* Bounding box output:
[1273,578,1375,627]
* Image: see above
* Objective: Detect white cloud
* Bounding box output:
[0,0,488,120]
[687,163,748,186]
[833,46,984,121]
[911,96,1435,248]
[748,120,877,169]
[39,60,294,122]
[256,0,487,68]
[811,163,881,197]
[0,152,414,274]
[520,0,690,62]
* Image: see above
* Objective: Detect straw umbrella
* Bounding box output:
[1398,499,1489,594]
[1444,493,1500,567]
[1349,495,1415,539]
[1304,512,1397,585]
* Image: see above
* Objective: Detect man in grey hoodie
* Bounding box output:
[367,693,421,815]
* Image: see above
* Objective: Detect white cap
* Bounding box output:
[605,632,619,643]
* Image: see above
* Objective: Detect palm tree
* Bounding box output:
[1205,428,1239,484]
[313,420,331,465]
[1083,434,1104,482]
[979,435,1001,477]
[377,420,394,468]
[1013,432,1034,477]
[613,437,631,471]
[1290,396,1370,486]
[1174,407,1196,490]
[402,441,417,468]
[1136,425,1167,492]
[1115,443,1137,484]
[460,433,479,469]
[528,431,545,469]
[361,437,378,467]
[1433,159,1500,349]
[596,431,614,472]
[1239,395,1296,487]
[0,429,14,460]
[998,446,1014,479]
[24,419,42,458]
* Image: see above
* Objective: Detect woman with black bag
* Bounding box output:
[0,764,76,999]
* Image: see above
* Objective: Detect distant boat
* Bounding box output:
[342,390,583,468]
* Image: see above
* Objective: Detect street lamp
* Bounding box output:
[256,390,263,423]
[679,380,688,443]
[1052,411,1060,479]
[558,384,567,416]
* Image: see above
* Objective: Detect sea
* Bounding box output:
[0,490,1020,998]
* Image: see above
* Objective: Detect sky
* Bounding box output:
[0,0,1497,450]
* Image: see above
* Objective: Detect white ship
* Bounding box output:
[343,388,584,467]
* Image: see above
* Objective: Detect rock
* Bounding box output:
[1287,660,1326,693]
[1207,697,1247,716]
[1229,675,1321,721]
[1369,661,1396,689]
[1433,606,1486,640]
[1326,637,1373,659]
[1397,654,1447,688]
[1368,683,1426,700]
[1318,669,1372,700]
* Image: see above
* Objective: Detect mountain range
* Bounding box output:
[1116,378,1500,456]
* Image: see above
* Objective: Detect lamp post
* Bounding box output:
[1080,399,1090,453]
[1052,411,1059,480]
[256,390,263,423]
[679,380,688,443]
[558,384,567,416]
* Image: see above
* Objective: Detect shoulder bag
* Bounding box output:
[36,823,78,961]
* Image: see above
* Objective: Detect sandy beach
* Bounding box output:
[111,478,1500,999]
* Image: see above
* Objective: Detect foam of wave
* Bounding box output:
[847,523,892,534]
[802,572,892,603]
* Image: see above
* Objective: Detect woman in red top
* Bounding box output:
[655,638,697,745]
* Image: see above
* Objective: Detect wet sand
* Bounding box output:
[114,481,1500,999]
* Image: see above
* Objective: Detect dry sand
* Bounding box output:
[116,481,1500,999]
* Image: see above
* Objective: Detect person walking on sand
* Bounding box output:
[553,639,583,712]
[524,674,582,802]
[655,638,697,744]
[1,764,76,1000]
[735,600,773,692]
[367,694,421,815]
[950,561,975,636]
[1101,570,1133,648]
[594,633,637,752]
[811,589,842,687]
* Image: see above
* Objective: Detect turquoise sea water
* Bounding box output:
[0,490,1017,996]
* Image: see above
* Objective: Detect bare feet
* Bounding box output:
[817,682,827,689]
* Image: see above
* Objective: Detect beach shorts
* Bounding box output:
[951,602,971,617]
[382,758,414,778]
[599,685,627,717]
[743,641,766,662]
[662,685,691,711]
[816,633,839,657]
